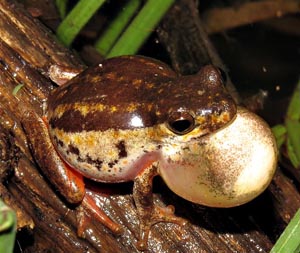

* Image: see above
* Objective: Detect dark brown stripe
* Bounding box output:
[48,56,237,133]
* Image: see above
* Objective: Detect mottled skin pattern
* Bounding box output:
[48,56,236,182]
[22,55,241,250]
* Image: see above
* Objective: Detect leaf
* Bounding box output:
[0,200,17,253]
[270,209,300,253]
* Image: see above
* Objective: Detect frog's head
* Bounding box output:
[159,65,237,138]
[158,107,277,208]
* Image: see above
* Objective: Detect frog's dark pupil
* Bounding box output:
[167,111,195,135]
[170,119,192,134]
[168,114,195,135]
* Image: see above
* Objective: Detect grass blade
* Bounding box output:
[272,124,287,150]
[271,209,300,253]
[95,0,141,56]
[57,0,106,46]
[107,0,175,57]
[285,79,300,168]
[55,0,68,18]
[0,200,17,253]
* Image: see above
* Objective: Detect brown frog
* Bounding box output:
[22,55,277,250]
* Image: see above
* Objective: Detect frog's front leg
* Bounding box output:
[22,111,121,234]
[133,164,187,250]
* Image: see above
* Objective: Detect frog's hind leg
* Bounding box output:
[133,164,188,250]
[22,111,85,204]
[78,192,122,236]
[22,111,122,236]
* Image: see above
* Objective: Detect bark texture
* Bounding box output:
[0,0,299,252]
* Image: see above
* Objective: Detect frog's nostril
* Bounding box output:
[167,112,195,135]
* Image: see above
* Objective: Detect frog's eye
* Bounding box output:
[167,111,195,135]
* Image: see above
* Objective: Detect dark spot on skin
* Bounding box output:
[108,162,115,168]
[86,155,94,164]
[58,140,64,147]
[116,140,127,158]
[77,156,83,162]
[53,136,64,147]
[68,144,80,156]
[88,156,103,170]
[77,155,103,170]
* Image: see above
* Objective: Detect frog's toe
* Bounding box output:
[135,204,188,250]
[152,205,187,226]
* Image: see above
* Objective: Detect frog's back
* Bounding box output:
[48,55,235,133]
[48,55,177,132]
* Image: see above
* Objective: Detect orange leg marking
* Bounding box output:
[78,193,122,236]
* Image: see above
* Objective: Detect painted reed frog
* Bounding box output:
[22,55,277,250]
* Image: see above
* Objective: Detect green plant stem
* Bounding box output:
[12,83,24,96]
[271,209,300,253]
[107,0,175,58]
[55,0,68,18]
[56,0,106,46]
[285,79,300,168]
[0,200,16,253]
[287,135,300,167]
[95,0,141,56]
[272,124,287,150]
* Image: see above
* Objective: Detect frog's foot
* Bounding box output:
[77,194,122,237]
[136,204,188,250]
